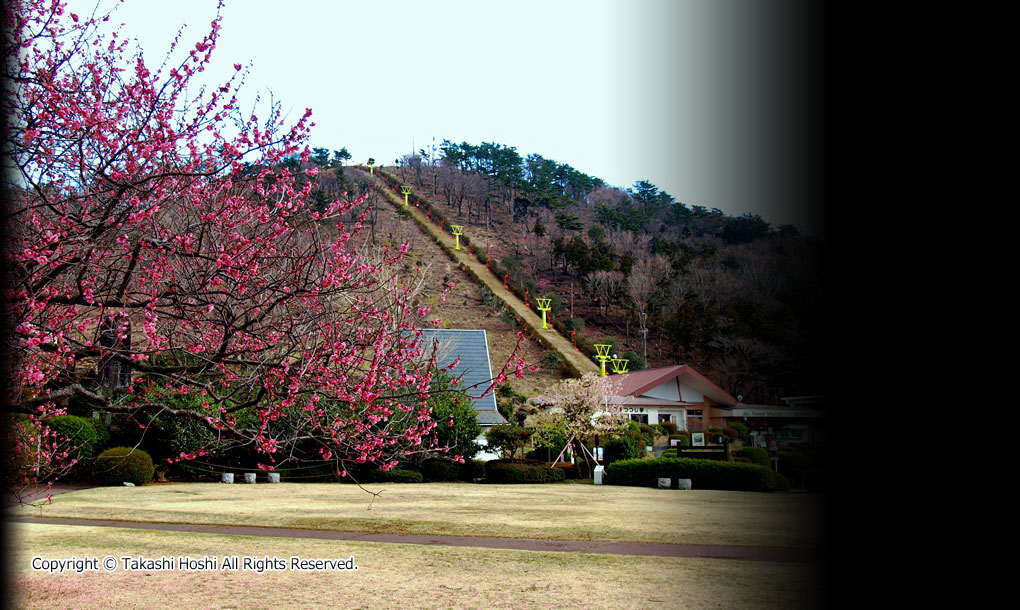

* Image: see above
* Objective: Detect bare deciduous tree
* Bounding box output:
[627,254,670,361]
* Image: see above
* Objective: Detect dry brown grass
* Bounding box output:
[8,482,827,549]
[7,522,827,610]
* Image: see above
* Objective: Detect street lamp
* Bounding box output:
[400,185,412,206]
[451,225,464,249]
[610,355,629,374]
[535,298,552,329]
[593,344,612,376]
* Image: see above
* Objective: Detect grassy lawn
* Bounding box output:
[7,482,828,549]
[6,522,827,610]
[6,483,829,609]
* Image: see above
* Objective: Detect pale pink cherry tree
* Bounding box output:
[539,372,626,476]
[2,0,529,499]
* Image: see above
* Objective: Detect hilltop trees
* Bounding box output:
[1,0,509,495]
[385,138,825,403]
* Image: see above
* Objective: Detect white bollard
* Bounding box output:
[593,465,605,485]
[267,472,281,483]
[657,477,671,489]
[677,478,692,490]
[243,473,256,484]
[221,473,234,484]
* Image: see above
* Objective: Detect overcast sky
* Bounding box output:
[64,0,826,236]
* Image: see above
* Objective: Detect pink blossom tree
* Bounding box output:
[541,373,626,475]
[1,0,527,498]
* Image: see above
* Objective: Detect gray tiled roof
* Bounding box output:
[419,329,505,426]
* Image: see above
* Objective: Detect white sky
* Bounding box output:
[62,0,825,236]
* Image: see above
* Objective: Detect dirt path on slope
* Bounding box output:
[357,168,600,378]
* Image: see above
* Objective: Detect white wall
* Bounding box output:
[678,382,704,403]
[474,433,501,461]
[643,380,681,401]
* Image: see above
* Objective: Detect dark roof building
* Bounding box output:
[420,329,505,426]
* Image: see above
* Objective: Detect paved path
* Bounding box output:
[8,515,817,563]
[4,484,96,507]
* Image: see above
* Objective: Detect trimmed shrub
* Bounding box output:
[361,467,423,483]
[548,461,578,479]
[421,459,469,482]
[777,449,813,487]
[669,432,690,446]
[604,435,642,465]
[734,446,770,468]
[485,459,565,484]
[605,457,774,492]
[45,415,106,458]
[466,460,487,481]
[726,421,749,440]
[94,447,155,486]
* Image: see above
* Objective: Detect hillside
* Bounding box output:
[326,168,569,398]
[303,145,828,405]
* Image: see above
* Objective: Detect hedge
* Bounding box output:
[359,467,423,483]
[485,459,566,484]
[604,457,774,492]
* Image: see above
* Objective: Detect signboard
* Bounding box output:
[692,432,705,447]
[731,407,827,418]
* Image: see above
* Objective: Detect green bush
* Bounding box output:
[138,414,217,479]
[772,471,792,491]
[420,459,472,482]
[604,435,642,465]
[361,467,423,483]
[94,447,155,486]
[669,432,690,446]
[466,460,487,481]
[539,350,565,370]
[726,421,749,440]
[605,457,774,492]
[485,424,533,459]
[734,446,770,468]
[45,415,109,480]
[548,461,578,479]
[777,448,813,487]
[485,459,566,484]
[45,415,106,459]
[621,350,645,371]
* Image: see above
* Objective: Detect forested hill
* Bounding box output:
[303,141,829,406]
